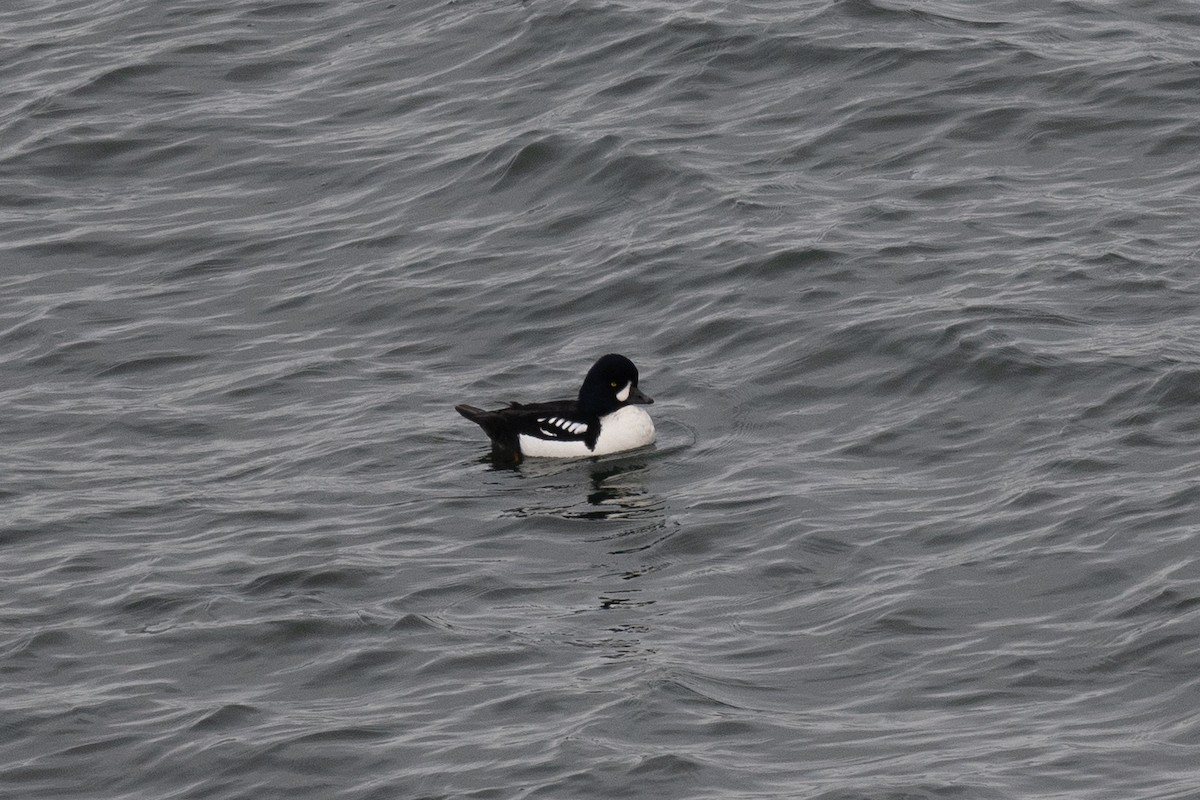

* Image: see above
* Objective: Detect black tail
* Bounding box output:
[455,404,521,461]
[455,404,488,424]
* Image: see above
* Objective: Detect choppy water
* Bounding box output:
[4,1,1200,798]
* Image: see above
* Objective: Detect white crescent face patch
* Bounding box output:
[615,382,631,402]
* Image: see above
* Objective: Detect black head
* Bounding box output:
[577,354,653,417]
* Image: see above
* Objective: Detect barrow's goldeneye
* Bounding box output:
[456,353,655,462]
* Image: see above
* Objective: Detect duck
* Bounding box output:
[455,353,655,462]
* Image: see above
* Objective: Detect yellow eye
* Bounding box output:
[611,381,619,388]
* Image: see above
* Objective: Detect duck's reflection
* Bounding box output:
[500,457,665,524]
[492,456,680,659]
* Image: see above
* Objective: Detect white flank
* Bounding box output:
[518,406,655,458]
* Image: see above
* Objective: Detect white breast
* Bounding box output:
[517,406,655,459]
[592,405,655,455]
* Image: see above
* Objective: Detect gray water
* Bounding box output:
[4,1,1200,798]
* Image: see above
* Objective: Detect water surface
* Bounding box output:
[3,1,1200,798]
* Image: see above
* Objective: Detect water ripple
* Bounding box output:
[4,0,1200,798]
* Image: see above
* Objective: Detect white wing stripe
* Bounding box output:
[533,416,589,437]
